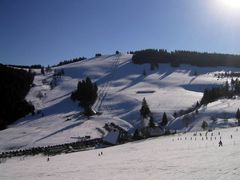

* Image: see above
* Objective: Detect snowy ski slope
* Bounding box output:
[1,127,240,180]
[0,53,240,151]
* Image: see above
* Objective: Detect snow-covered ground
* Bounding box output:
[0,53,240,151]
[1,127,240,180]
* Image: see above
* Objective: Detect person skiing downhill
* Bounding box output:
[219,140,223,147]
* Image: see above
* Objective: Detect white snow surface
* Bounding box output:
[1,127,240,180]
[1,53,240,151]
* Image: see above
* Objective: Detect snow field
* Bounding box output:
[1,127,240,180]
[1,53,240,151]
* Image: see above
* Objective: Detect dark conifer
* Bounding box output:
[236,108,240,125]
[195,109,199,115]
[71,77,98,116]
[148,116,155,128]
[231,78,235,86]
[173,112,177,118]
[160,112,168,126]
[201,121,208,130]
[133,129,140,140]
[132,49,240,67]
[95,53,102,57]
[0,64,35,130]
[41,67,45,75]
[140,98,151,118]
[196,101,200,108]
[235,79,240,93]
[224,81,229,92]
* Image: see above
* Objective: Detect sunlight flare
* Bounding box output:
[220,0,240,10]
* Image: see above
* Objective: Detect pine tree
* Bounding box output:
[235,79,240,94]
[71,77,98,116]
[195,109,199,115]
[41,67,45,75]
[236,108,240,125]
[196,101,200,108]
[231,78,235,87]
[140,98,151,118]
[236,108,240,119]
[133,129,140,140]
[173,112,177,118]
[201,121,208,130]
[201,89,209,105]
[148,116,155,128]
[224,81,229,92]
[160,112,168,126]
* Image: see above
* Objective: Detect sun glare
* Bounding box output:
[220,0,240,10]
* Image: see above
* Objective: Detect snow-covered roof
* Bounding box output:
[103,131,119,145]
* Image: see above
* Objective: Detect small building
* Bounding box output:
[103,130,120,145]
[103,122,129,145]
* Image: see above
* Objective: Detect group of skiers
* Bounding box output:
[173,130,237,148]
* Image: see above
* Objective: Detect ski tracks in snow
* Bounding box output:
[93,55,120,114]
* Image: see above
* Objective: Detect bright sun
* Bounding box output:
[220,0,240,10]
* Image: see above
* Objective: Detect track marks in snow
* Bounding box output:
[93,55,121,113]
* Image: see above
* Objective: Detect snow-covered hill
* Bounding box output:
[0,53,240,151]
[1,127,240,180]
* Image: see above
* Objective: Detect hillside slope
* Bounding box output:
[0,53,240,151]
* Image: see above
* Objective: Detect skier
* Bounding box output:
[219,140,223,147]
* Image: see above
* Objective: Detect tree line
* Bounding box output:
[132,49,240,67]
[200,79,240,105]
[53,57,86,67]
[215,72,240,79]
[0,64,35,130]
[7,64,42,69]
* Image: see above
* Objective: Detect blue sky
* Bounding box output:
[0,0,240,66]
